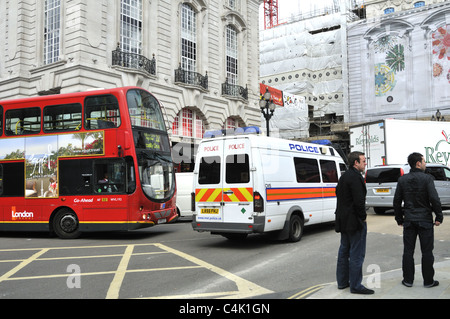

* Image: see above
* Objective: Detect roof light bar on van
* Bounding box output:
[203,126,262,138]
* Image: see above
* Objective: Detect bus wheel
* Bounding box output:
[288,215,304,242]
[53,209,81,239]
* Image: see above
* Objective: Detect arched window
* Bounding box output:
[224,117,244,129]
[384,7,395,14]
[172,108,205,139]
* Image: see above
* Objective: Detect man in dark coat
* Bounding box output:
[393,152,443,288]
[335,151,374,294]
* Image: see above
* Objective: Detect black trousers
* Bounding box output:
[402,221,435,286]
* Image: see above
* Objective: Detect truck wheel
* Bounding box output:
[288,215,304,242]
[53,208,81,239]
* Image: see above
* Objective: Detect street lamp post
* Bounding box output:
[259,88,276,137]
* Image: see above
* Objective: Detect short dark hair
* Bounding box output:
[407,152,423,168]
[348,151,365,167]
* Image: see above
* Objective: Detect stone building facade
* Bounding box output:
[0,0,262,171]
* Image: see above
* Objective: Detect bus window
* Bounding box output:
[199,156,221,185]
[294,157,320,183]
[44,103,82,132]
[127,89,165,130]
[5,107,41,136]
[0,165,3,195]
[0,162,24,197]
[125,156,136,194]
[226,154,250,184]
[320,160,338,183]
[84,95,121,130]
[0,105,3,136]
[133,130,171,152]
[94,159,126,193]
[59,159,94,195]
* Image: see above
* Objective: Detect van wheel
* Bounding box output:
[288,215,304,242]
[53,209,81,239]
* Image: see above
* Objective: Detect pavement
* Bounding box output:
[308,259,450,299]
[307,209,450,299]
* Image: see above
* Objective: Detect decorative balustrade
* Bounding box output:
[174,66,208,90]
[112,48,156,75]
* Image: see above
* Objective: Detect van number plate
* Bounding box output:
[376,188,389,193]
[201,208,219,214]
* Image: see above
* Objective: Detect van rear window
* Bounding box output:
[366,168,402,183]
[199,156,221,185]
[226,154,250,184]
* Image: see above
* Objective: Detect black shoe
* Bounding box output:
[338,284,349,290]
[424,281,439,288]
[401,280,413,287]
[351,287,375,295]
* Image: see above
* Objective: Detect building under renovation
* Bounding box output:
[260,0,362,148]
[260,0,450,154]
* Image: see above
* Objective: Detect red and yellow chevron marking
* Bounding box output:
[195,188,254,202]
[195,188,223,202]
[266,187,336,201]
[223,188,253,202]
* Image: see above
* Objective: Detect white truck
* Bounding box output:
[350,119,450,168]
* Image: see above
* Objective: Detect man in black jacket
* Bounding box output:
[394,152,443,288]
[335,151,374,294]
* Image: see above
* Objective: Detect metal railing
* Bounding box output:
[174,66,208,90]
[112,47,156,75]
[221,82,248,100]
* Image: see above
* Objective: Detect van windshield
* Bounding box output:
[366,167,402,183]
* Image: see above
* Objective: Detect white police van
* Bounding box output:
[191,127,347,241]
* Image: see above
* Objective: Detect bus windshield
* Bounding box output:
[128,88,175,202]
[127,89,165,130]
[138,152,174,201]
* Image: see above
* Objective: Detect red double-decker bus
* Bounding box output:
[0,87,177,238]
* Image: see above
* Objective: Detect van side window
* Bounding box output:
[320,160,338,183]
[339,163,347,174]
[294,157,320,183]
[226,154,250,184]
[199,156,221,184]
